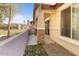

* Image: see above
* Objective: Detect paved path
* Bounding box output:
[27,34,37,45]
[45,35,54,44]
[0,31,28,56]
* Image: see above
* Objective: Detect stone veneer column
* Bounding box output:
[37,29,45,44]
[37,7,45,44]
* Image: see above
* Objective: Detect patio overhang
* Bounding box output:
[33,3,63,23]
[44,13,50,20]
[42,9,56,14]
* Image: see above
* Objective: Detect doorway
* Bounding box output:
[45,20,50,35]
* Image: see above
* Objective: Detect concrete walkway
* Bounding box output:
[0,31,28,56]
[27,34,37,45]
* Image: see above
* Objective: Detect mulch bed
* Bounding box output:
[24,44,48,56]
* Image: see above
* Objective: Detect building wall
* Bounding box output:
[50,4,79,55]
[34,4,79,55]
[35,7,45,44]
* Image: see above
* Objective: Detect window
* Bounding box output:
[61,7,71,37]
[45,20,50,35]
[72,4,79,40]
[61,4,79,41]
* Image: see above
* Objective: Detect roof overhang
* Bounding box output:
[33,3,63,23]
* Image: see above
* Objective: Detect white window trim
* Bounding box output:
[71,5,73,39]
[59,36,79,47]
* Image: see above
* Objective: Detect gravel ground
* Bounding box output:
[43,43,75,56]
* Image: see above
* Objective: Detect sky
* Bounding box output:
[3,3,34,24]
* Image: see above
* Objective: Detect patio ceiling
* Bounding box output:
[33,3,63,23]
[44,13,50,20]
[41,3,63,9]
[43,3,56,5]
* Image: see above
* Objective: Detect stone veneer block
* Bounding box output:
[37,29,45,44]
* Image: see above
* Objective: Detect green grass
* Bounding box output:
[0,29,24,36]
[24,44,48,56]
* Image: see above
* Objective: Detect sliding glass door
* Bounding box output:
[61,4,79,41]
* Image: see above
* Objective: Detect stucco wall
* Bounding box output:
[50,4,79,55]
[34,4,79,55]
[35,7,45,29]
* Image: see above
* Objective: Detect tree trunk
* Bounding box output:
[7,4,11,37]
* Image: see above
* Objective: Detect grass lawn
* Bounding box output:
[0,29,24,36]
[24,44,48,56]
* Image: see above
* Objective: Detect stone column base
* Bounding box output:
[37,29,45,44]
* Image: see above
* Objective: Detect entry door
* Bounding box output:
[45,20,50,35]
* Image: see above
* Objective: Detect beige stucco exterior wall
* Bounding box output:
[34,4,79,55]
[35,7,45,29]
[49,4,79,55]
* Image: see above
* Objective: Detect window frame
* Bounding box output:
[61,6,72,38]
[61,4,79,40]
[59,4,79,47]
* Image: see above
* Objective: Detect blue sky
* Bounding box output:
[18,3,34,21]
[3,3,34,24]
